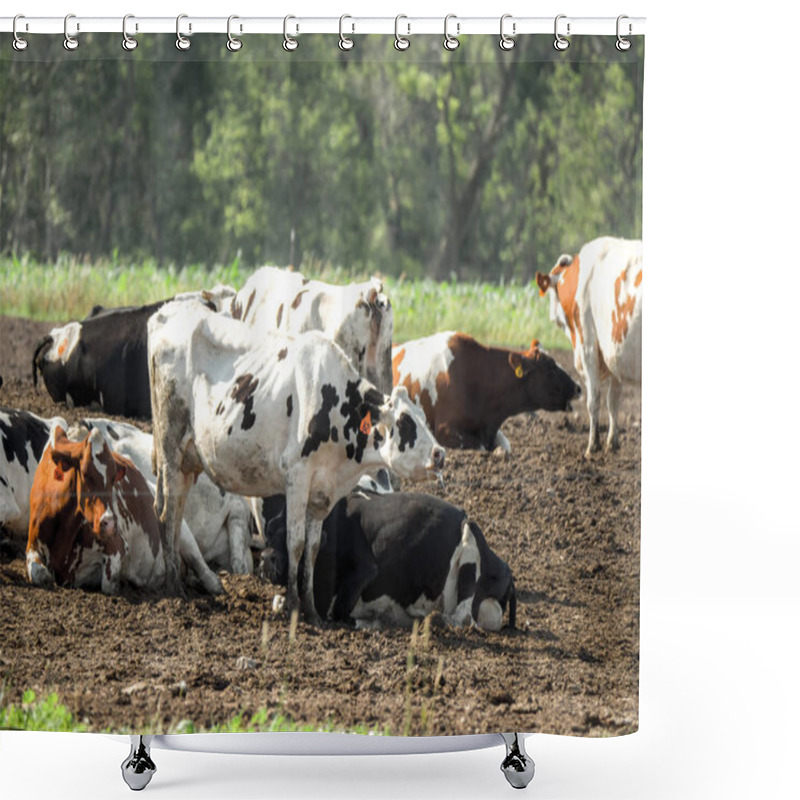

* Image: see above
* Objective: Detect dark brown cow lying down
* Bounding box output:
[392,332,580,452]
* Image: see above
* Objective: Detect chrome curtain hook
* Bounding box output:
[394,15,410,51]
[339,14,354,51]
[122,14,138,51]
[283,15,299,51]
[499,14,516,51]
[443,14,460,51]
[63,13,79,51]
[176,14,191,50]
[616,15,632,51]
[227,15,243,51]
[12,14,28,51]
[553,14,570,51]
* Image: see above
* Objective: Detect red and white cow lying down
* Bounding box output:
[26,426,222,595]
[1,406,67,544]
[391,332,580,452]
[70,418,254,575]
[536,236,642,456]
[229,266,394,394]
[147,301,444,624]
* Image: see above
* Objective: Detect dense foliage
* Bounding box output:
[0,34,642,282]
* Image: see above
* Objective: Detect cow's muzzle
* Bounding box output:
[427,446,446,476]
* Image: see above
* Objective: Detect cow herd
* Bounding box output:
[1,236,642,634]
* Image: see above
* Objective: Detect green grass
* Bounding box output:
[0,688,388,735]
[0,254,567,350]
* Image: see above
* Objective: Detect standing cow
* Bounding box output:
[230,266,394,394]
[536,236,642,456]
[147,301,444,624]
[392,332,580,452]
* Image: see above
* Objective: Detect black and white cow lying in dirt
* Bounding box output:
[230,266,394,394]
[147,300,444,622]
[31,287,235,419]
[1,405,68,546]
[260,491,516,631]
[69,418,256,575]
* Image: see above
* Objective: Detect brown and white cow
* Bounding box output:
[26,426,222,595]
[391,332,580,452]
[536,236,642,456]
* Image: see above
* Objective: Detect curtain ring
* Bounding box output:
[63,13,79,51]
[394,15,410,51]
[122,14,138,51]
[553,14,570,51]
[176,14,191,50]
[339,14,354,51]
[283,15,299,51]
[227,15,243,51]
[12,14,28,51]
[443,14,460,51]
[499,14,515,51]
[616,15,632,51]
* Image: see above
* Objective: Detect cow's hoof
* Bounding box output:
[28,561,54,587]
[499,733,534,790]
[121,736,156,791]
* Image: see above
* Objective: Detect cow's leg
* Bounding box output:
[160,467,194,597]
[302,516,324,626]
[579,348,602,456]
[284,473,310,619]
[605,376,623,452]
[177,522,224,595]
[100,532,126,595]
[25,548,54,587]
[435,423,485,450]
[226,508,254,574]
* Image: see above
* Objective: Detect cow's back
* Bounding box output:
[578,237,642,383]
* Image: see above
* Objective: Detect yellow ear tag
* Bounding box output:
[359,411,372,436]
[515,365,524,379]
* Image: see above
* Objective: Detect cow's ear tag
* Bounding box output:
[515,365,524,379]
[359,411,372,436]
[57,339,68,356]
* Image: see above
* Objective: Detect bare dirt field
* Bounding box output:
[0,314,640,737]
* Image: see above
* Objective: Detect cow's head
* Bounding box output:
[507,341,580,412]
[31,322,82,392]
[337,279,394,395]
[468,522,517,631]
[369,385,445,482]
[535,254,581,345]
[48,426,125,538]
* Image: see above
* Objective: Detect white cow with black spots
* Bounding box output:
[147,301,444,624]
[229,266,394,394]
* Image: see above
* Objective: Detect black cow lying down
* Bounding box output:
[260,491,516,631]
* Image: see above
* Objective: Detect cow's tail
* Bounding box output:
[507,575,517,630]
[31,335,53,389]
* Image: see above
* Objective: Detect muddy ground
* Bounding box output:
[0,314,640,737]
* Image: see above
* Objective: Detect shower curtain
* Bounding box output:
[0,25,643,743]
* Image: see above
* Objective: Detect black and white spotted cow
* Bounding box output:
[229,266,394,394]
[32,287,235,419]
[147,301,444,623]
[260,491,516,631]
[1,406,68,544]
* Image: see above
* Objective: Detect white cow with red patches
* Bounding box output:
[147,301,444,624]
[536,236,642,456]
[229,266,394,394]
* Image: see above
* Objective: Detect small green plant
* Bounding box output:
[0,688,87,732]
